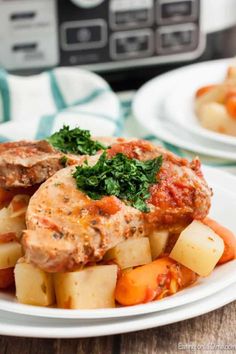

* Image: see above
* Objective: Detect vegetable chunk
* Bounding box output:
[170,220,224,276]
[0,242,22,269]
[54,265,118,309]
[14,261,55,306]
[115,257,197,306]
[104,238,152,269]
[203,217,236,264]
[148,231,169,259]
[0,207,26,237]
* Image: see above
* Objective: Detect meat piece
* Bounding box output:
[0,137,126,189]
[23,140,212,272]
[0,140,86,188]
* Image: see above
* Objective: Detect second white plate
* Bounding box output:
[133,58,236,160]
[163,59,236,146]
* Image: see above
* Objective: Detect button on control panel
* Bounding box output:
[110,0,153,29]
[157,0,197,24]
[61,20,107,50]
[157,24,197,53]
[110,30,153,59]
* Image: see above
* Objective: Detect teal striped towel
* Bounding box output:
[0,68,122,141]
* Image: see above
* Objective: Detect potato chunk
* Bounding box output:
[104,238,152,269]
[54,265,118,309]
[198,102,236,136]
[170,221,224,276]
[149,231,169,260]
[0,242,22,269]
[14,261,55,306]
[0,207,26,237]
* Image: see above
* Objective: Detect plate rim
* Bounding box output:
[0,279,235,338]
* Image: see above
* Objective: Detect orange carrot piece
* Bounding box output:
[0,268,15,289]
[195,85,216,98]
[115,257,197,306]
[225,95,236,119]
[225,88,236,100]
[203,217,236,264]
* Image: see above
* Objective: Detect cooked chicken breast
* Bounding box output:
[23,140,212,272]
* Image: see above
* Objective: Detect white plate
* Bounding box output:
[163,59,236,146]
[0,167,236,319]
[133,58,236,160]
[0,279,235,338]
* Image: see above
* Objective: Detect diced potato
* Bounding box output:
[0,207,26,238]
[149,231,169,260]
[104,238,152,269]
[227,66,236,80]
[54,265,118,309]
[8,194,30,218]
[197,102,236,136]
[195,84,227,114]
[170,221,224,276]
[0,242,22,269]
[14,261,55,306]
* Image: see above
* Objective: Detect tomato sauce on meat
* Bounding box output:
[108,140,154,159]
[148,163,195,209]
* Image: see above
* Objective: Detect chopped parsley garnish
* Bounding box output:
[47,125,106,156]
[73,152,163,212]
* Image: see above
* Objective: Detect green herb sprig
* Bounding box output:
[47,125,106,156]
[73,152,163,212]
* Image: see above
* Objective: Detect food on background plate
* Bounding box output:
[0,126,235,310]
[195,63,236,136]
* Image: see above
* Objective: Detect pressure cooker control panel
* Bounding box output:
[59,0,202,71]
[0,0,202,72]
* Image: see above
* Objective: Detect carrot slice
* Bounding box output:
[115,257,197,306]
[225,95,236,119]
[203,217,236,264]
[195,85,216,98]
[0,268,14,289]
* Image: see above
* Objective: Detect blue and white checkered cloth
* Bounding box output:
[0,67,235,174]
